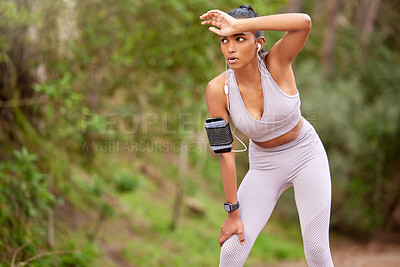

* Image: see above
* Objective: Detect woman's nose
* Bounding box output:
[227,42,236,53]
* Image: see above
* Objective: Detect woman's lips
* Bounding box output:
[227,57,238,64]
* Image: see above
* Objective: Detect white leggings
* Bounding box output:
[219,117,334,267]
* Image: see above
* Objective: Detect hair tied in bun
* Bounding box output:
[239,5,255,13]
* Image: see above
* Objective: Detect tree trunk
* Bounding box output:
[170,144,189,231]
[320,0,341,79]
[383,172,400,228]
[360,0,382,46]
[312,0,326,23]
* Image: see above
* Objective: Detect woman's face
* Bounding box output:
[220,31,258,69]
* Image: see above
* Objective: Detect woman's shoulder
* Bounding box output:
[206,71,226,96]
[205,71,229,116]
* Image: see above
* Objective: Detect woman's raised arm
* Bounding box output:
[200,10,311,64]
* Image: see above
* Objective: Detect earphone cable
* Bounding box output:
[225,60,247,153]
[257,54,271,77]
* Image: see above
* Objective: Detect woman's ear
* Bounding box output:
[257,36,266,51]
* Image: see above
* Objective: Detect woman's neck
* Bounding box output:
[233,56,261,89]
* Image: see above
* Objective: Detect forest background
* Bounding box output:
[0,0,399,266]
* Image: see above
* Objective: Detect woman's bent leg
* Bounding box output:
[219,169,282,267]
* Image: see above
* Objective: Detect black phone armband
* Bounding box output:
[204,117,233,153]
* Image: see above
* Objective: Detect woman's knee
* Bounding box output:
[304,243,334,267]
[292,182,334,267]
[302,206,334,267]
[219,231,252,267]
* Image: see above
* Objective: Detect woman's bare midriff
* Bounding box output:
[252,118,303,148]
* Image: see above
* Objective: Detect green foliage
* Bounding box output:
[250,233,304,263]
[0,147,54,261]
[33,72,93,149]
[114,172,139,193]
[18,241,98,267]
[0,0,38,62]
[71,0,215,143]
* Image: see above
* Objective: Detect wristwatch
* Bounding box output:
[224,201,239,212]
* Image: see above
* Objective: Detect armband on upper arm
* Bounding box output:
[204,117,233,153]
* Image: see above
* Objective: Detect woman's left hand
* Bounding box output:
[200,10,238,36]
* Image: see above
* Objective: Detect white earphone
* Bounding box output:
[257,43,261,52]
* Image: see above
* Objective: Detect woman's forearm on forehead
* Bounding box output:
[236,13,311,33]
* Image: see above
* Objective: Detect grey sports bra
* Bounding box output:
[226,55,302,142]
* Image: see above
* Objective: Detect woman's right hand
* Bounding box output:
[200,10,238,37]
[218,210,245,247]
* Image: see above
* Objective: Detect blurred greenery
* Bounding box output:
[1,0,399,266]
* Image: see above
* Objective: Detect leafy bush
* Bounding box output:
[0,147,54,262]
[115,172,139,193]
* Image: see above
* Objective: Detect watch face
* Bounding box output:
[224,203,230,211]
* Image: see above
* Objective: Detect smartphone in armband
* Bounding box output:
[205,117,233,153]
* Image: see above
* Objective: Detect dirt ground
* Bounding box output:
[268,234,400,267]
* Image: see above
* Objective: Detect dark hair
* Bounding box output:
[228,5,263,39]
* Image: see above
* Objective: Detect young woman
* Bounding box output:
[200,5,334,267]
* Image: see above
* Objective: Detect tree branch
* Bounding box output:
[16,250,80,266]
[0,95,48,108]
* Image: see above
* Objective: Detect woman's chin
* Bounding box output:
[227,63,241,70]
